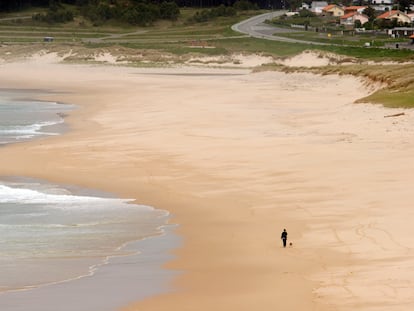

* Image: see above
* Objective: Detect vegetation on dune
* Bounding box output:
[0,1,413,109]
[315,65,414,108]
[363,90,414,108]
[258,62,414,108]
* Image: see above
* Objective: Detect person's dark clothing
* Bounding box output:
[281,230,288,248]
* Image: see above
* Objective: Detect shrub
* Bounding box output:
[299,9,315,18]
[233,0,259,11]
[32,7,74,23]
[160,1,180,20]
[189,4,237,23]
[122,3,160,26]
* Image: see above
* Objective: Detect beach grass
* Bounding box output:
[258,63,414,108]
[361,90,414,108]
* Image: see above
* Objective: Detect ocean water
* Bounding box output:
[0,178,168,292]
[0,90,178,310]
[0,90,72,145]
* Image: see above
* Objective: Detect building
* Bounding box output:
[371,0,393,4]
[322,4,345,17]
[371,0,393,12]
[377,10,412,24]
[310,1,328,14]
[344,6,368,14]
[387,27,414,37]
[340,12,369,25]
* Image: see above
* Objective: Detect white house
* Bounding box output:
[310,1,328,14]
[371,0,394,12]
[371,0,393,4]
[340,12,369,25]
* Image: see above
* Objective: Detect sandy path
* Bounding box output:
[0,61,413,311]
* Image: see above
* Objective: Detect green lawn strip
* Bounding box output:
[116,42,227,55]
[106,36,229,44]
[206,36,414,60]
[211,37,310,56]
[321,45,414,60]
[272,31,403,47]
[0,37,49,43]
[0,28,120,40]
[102,37,224,44]
[0,32,107,39]
[271,15,352,30]
[359,89,414,108]
[0,26,123,34]
[132,27,232,37]
[119,32,227,39]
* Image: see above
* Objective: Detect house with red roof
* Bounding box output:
[344,6,367,14]
[340,12,369,26]
[376,10,412,24]
[322,4,345,17]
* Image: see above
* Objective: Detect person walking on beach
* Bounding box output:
[281,229,288,248]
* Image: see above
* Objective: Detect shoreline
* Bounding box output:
[0,221,180,311]
[0,90,73,145]
[0,175,178,301]
[0,59,413,311]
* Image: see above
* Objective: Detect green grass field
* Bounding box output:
[0,7,413,108]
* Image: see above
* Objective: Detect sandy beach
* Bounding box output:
[0,55,413,311]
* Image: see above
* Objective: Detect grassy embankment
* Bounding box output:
[0,7,413,108]
[258,63,414,108]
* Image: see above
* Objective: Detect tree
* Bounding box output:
[362,6,376,22]
[286,0,302,11]
[299,8,315,17]
[160,1,180,20]
[375,17,395,29]
[397,0,411,12]
[122,3,159,26]
[233,0,258,10]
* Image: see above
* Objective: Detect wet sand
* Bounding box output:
[0,60,413,311]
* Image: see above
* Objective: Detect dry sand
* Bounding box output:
[0,54,413,311]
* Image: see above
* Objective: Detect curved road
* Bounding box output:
[232,11,330,45]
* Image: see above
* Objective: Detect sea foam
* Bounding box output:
[0,180,168,292]
[0,92,72,144]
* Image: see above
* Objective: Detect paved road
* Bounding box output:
[232,11,330,46]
